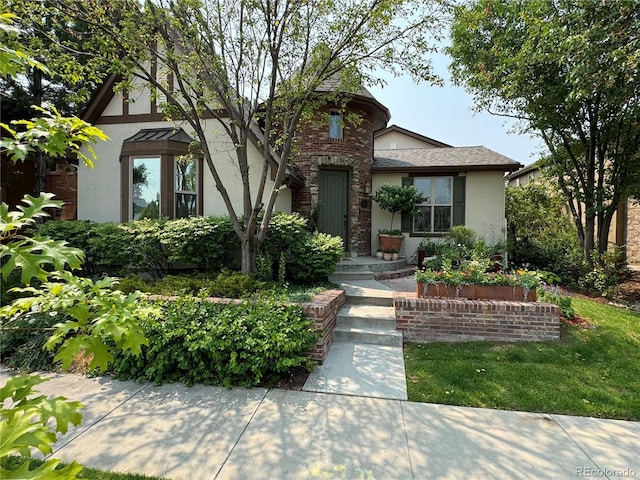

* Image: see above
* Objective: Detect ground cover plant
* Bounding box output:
[110,297,317,388]
[404,297,640,420]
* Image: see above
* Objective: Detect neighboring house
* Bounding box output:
[78,75,522,263]
[1,155,78,219]
[505,164,639,269]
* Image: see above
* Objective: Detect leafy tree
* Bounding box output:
[448,0,640,264]
[47,0,448,273]
[505,179,584,283]
[1,14,155,479]
[1,2,113,194]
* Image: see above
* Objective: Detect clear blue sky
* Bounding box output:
[368,49,546,167]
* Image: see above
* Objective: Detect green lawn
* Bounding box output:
[2,457,164,479]
[404,297,640,420]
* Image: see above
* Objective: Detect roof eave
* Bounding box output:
[372,163,523,174]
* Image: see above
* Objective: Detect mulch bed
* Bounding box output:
[259,366,310,390]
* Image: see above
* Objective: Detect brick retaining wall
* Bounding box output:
[394,292,560,343]
[303,289,346,362]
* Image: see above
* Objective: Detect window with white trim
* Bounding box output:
[412,177,453,233]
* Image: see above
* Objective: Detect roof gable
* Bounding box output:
[374,125,452,148]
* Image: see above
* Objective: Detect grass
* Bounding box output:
[404,296,640,420]
[2,457,164,479]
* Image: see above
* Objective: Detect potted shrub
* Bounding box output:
[373,184,425,253]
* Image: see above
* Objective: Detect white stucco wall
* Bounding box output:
[371,171,507,263]
[79,116,291,222]
[374,131,440,150]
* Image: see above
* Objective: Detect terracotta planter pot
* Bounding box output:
[378,234,404,253]
[418,283,476,299]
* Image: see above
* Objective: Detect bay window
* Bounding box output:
[120,128,202,221]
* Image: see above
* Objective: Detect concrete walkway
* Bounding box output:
[2,370,638,480]
[304,278,407,400]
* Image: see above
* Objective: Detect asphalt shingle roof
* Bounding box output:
[373,146,522,172]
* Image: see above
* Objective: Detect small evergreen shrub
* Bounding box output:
[111,297,317,387]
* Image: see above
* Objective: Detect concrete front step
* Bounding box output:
[337,305,396,330]
[333,326,403,346]
[339,281,395,307]
[334,257,407,273]
[329,270,376,282]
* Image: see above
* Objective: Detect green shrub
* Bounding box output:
[160,216,236,271]
[537,286,575,319]
[111,297,317,387]
[115,271,270,298]
[0,312,66,371]
[578,246,624,297]
[506,181,586,283]
[88,222,138,276]
[289,232,344,283]
[119,219,169,278]
[258,212,342,284]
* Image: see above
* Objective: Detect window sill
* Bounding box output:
[408,232,448,238]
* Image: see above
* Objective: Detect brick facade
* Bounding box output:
[292,105,374,256]
[303,289,346,362]
[394,292,560,343]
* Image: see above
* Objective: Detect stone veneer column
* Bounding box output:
[625,198,640,268]
[292,105,373,256]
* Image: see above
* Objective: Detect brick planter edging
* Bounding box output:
[303,289,346,362]
[394,292,561,343]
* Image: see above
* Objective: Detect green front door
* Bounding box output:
[318,169,348,247]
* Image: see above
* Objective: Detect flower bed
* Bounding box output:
[417,283,537,302]
[415,268,539,302]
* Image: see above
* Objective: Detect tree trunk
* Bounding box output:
[32,68,48,196]
[583,213,596,267]
[240,231,258,274]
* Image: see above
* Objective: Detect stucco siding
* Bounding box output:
[374,131,439,150]
[371,171,506,263]
[465,171,506,243]
[79,118,290,222]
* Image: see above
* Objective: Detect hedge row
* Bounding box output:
[35,213,343,283]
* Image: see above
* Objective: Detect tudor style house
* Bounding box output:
[79,76,522,263]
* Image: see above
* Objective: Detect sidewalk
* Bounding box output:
[2,370,638,480]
